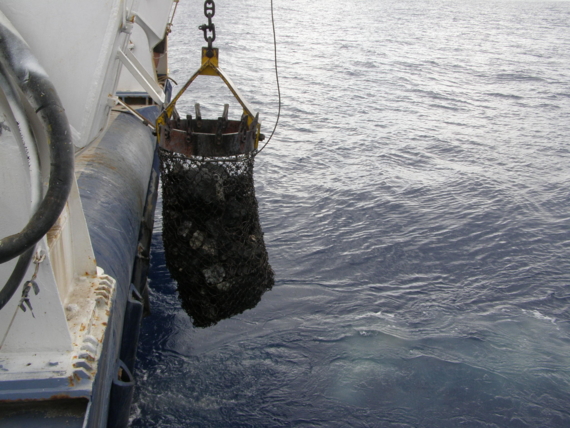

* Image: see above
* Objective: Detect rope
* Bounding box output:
[166,0,179,35]
[255,0,281,155]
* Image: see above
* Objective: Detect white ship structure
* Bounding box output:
[0,0,177,426]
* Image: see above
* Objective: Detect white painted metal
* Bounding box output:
[132,0,173,49]
[116,0,174,100]
[0,264,118,401]
[0,66,36,302]
[117,24,158,94]
[0,0,176,419]
[0,0,136,148]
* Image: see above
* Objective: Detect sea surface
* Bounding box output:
[130,0,570,426]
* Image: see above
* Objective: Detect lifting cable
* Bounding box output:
[198,0,216,58]
[255,0,281,155]
[158,0,280,159]
[197,0,280,155]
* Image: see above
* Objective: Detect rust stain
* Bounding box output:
[0,395,88,404]
[50,394,75,400]
[76,151,118,171]
[46,225,63,243]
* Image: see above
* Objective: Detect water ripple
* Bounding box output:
[132,0,570,426]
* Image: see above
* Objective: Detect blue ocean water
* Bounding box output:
[130,0,570,426]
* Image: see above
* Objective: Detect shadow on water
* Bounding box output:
[159,149,274,328]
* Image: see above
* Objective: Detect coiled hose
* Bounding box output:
[0,21,74,310]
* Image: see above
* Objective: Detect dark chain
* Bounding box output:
[199,0,216,57]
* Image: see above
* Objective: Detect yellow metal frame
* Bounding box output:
[156,48,261,148]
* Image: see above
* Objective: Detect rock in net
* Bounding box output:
[159,149,274,327]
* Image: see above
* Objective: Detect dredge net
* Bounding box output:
[159,149,274,327]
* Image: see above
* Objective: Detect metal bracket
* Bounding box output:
[117,48,165,105]
[109,96,156,131]
[156,47,261,148]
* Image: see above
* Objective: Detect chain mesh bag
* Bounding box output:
[156,36,274,327]
[160,149,273,327]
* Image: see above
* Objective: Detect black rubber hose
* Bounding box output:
[0,22,74,265]
[0,247,34,310]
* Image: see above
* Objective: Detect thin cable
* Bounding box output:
[166,0,179,34]
[255,0,281,155]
